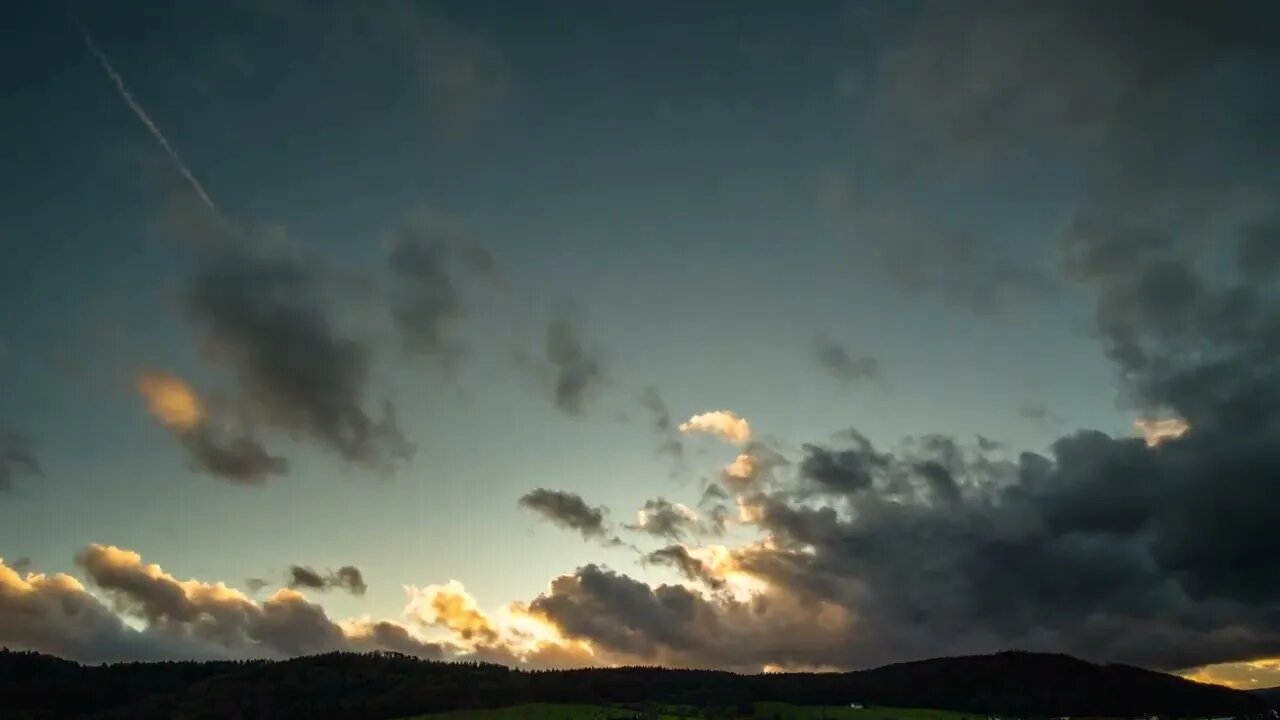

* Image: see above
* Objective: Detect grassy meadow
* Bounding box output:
[405,703,976,720]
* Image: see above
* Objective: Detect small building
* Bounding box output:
[850,704,865,709]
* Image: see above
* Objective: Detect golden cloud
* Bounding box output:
[724,453,755,481]
[136,371,205,431]
[679,410,751,445]
[405,580,498,643]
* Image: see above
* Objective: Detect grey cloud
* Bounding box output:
[543,315,604,416]
[528,564,855,671]
[529,565,711,660]
[645,546,725,591]
[387,213,499,367]
[180,426,287,484]
[519,489,619,545]
[696,484,731,536]
[182,248,413,473]
[0,432,42,493]
[287,565,367,596]
[626,499,701,541]
[797,436,888,495]
[640,386,684,459]
[812,336,880,385]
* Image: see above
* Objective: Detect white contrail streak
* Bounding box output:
[75,23,217,211]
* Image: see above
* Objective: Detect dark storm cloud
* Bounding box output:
[180,426,287,484]
[797,434,888,495]
[543,314,604,416]
[182,248,413,472]
[519,489,619,545]
[528,565,711,659]
[812,336,879,385]
[0,432,41,493]
[288,565,367,596]
[386,213,499,367]
[531,411,1280,672]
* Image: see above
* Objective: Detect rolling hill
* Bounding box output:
[0,648,1265,720]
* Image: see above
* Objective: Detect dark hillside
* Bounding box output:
[0,649,1265,720]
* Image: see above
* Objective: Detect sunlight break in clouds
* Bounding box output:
[1135,417,1190,448]
[1180,657,1280,689]
[136,372,205,431]
[679,410,751,445]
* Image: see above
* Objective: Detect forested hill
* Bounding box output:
[0,649,1265,720]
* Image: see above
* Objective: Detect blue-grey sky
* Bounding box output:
[3,0,1279,687]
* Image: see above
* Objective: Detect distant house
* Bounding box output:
[850,704,865,710]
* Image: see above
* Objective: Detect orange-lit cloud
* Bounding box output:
[1135,417,1190,447]
[1180,657,1280,688]
[403,581,601,667]
[136,371,205,431]
[724,453,755,481]
[679,410,751,445]
[405,580,498,643]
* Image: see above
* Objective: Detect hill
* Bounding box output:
[0,648,1265,720]
[1253,687,1280,708]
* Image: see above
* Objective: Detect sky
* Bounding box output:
[2,0,1280,689]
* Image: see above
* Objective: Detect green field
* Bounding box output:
[404,703,973,720]
[751,703,975,720]
[403,703,658,720]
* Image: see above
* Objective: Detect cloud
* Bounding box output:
[626,499,701,541]
[135,371,287,484]
[644,546,725,591]
[721,442,788,494]
[178,426,288,483]
[386,211,499,367]
[812,336,880,384]
[137,372,205,430]
[640,386,684,459]
[518,489,620,545]
[287,565,368,596]
[0,432,42,493]
[1134,417,1191,448]
[542,314,604,416]
[181,247,413,473]
[405,580,498,644]
[68,545,436,660]
[679,410,751,445]
[3,550,611,668]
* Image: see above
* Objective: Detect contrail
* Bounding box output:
[74,21,218,211]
